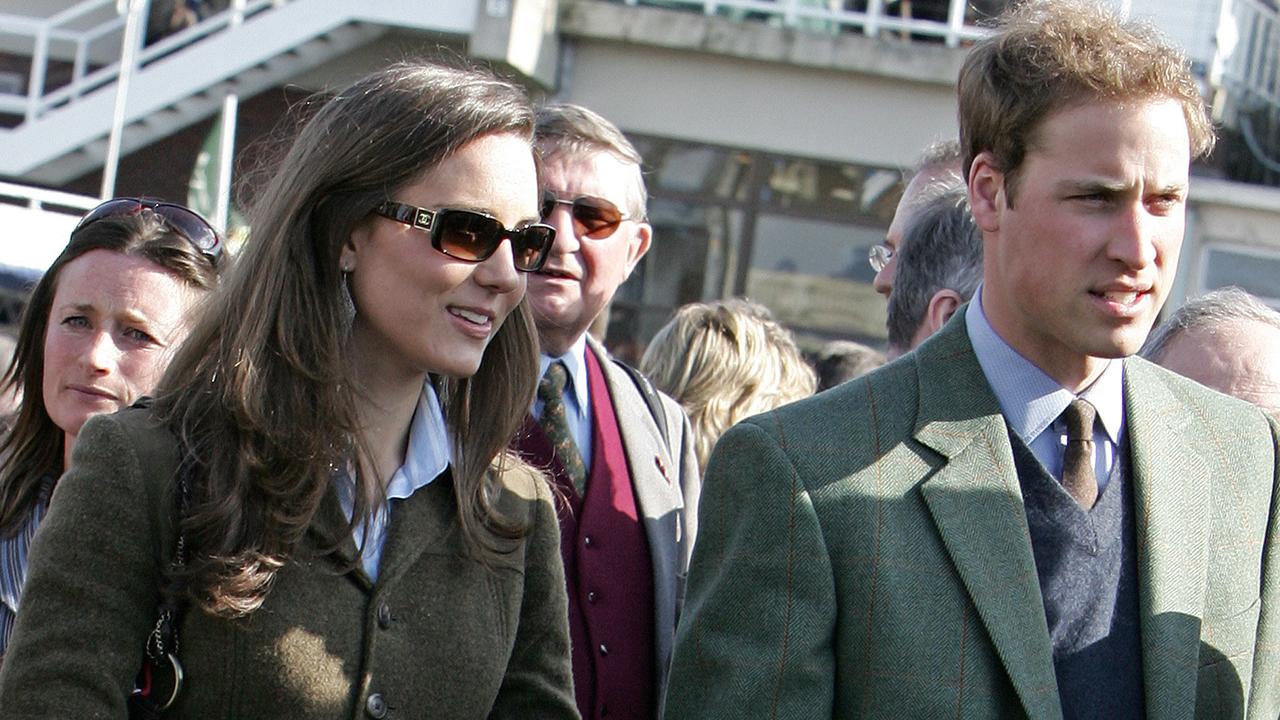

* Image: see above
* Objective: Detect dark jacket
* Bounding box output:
[0,407,578,719]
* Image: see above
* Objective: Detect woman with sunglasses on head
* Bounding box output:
[0,60,576,719]
[0,200,222,660]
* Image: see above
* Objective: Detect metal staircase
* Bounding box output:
[0,0,479,184]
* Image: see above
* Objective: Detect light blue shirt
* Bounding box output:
[533,334,593,471]
[966,288,1125,489]
[338,380,452,581]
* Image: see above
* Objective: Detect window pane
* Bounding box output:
[606,199,727,360]
[746,213,886,340]
[1203,246,1280,302]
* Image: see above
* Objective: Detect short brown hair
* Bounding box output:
[957,0,1214,200]
[535,103,648,219]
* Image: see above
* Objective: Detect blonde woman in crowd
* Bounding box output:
[640,298,815,472]
[0,60,576,718]
[0,201,222,659]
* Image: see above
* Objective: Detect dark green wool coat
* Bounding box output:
[666,309,1280,720]
[0,407,579,719]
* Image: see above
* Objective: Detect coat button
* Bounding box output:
[377,602,392,629]
[583,535,594,548]
[587,590,598,603]
[366,693,387,719]
[599,643,609,656]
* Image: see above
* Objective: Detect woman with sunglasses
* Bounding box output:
[0,199,222,659]
[0,61,575,718]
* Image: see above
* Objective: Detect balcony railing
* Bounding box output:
[0,179,98,275]
[0,178,98,213]
[0,0,288,124]
[616,0,1005,46]
[1214,0,1280,115]
[1209,0,1280,176]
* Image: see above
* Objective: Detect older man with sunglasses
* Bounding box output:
[515,103,700,720]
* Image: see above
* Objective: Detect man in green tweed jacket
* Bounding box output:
[664,2,1280,719]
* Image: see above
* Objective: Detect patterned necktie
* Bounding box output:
[1061,398,1099,510]
[538,362,588,496]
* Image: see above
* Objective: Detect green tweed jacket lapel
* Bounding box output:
[1125,358,1213,719]
[912,313,1063,720]
[306,474,459,593]
[309,486,372,591]
[375,475,456,588]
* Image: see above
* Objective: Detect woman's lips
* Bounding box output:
[447,306,496,338]
[67,384,119,402]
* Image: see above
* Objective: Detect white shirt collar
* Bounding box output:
[384,379,452,501]
[334,380,451,580]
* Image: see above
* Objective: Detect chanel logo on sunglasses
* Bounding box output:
[374,201,556,273]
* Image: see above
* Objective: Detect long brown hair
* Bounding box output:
[0,211,220,537]
[153,60,541,616]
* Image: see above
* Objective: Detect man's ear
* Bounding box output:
[623,222,653,279]
[925,289,964,335]
[968,150,1004,233]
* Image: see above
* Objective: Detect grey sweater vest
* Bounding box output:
[1009,430,1144,719]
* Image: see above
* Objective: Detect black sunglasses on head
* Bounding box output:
[373,201,555,273]
[541,191,637,240]
[73,198,223,264]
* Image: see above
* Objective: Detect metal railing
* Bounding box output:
[0,180,99,276]
[0,179,98,213]
[1213,0,1280,114]
[0,0,288,123]
[1208,0,1280,173]
[618,0,1002,47]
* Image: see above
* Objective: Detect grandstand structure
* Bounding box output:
[0,0,1277,349]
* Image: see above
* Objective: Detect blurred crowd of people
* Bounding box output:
[0,0,1277,718]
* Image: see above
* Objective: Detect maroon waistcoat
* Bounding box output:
[515,350,656,720]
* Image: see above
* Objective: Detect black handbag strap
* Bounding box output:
[130,397,192,717]
[146,451,191,665]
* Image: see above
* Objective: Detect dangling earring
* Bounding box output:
[340,262,356,326]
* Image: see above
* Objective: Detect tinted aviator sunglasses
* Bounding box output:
[373,201,555,273]
[73,198,223,264]
[541,191,637,240]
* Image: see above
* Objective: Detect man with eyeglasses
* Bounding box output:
[666,1,1280,717]
[884,180,982,359]
[870,139,963,298]
[516,103,700,720]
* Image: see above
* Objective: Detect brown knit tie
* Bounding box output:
[1061,399,1099,510]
